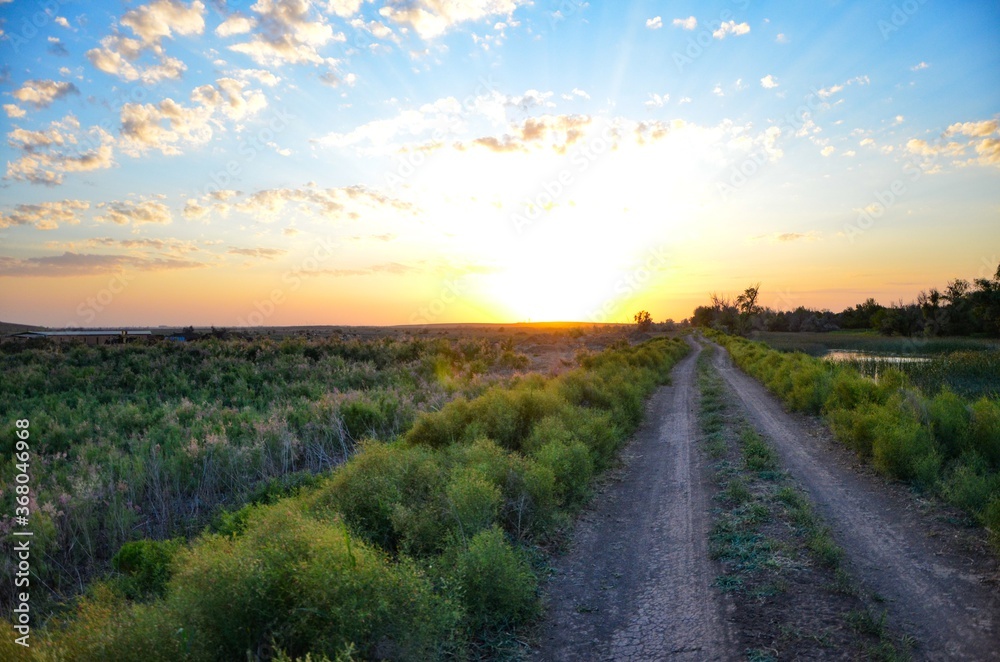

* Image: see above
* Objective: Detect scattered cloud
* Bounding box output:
[378,0,530,40]
[760,75,778,89]
[12,79,80,109]
[672,16,697,30]
[3,104,26,118]
[776,32,788,43]
[0,199,89,230]
[645,16,662,30]
[911,61,930,71]
[216,14,257,37]
[644,93,669,109]
[821,146,836,157]
[6,115,116,186]
[228,246,288,259]
[95,199,173,225]
[713,20,750,39]
[905,120,1000,168]
[119,77,267,156]
[228,0,344,66]
[0,252,203,277]
[86,0,206,83]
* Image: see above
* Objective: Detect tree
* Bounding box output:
[633,310,653,332]
[734,283,762,335]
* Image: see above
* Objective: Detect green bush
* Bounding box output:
[929,389,972,459]
[533,439,593,507]
[111,538,183,600]
[445,467,502,541]
[969,397,1000,468]
[451,527,538,632]
[871,407,938,483]
[167,506,458,660]
[940,453,1000,516]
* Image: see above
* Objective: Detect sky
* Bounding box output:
[0,0,998,328]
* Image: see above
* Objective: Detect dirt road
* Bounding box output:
[532,342,737,661]
[534,338,1000,660]
[711,342,1000,660]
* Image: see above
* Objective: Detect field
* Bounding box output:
[1,324,690,659]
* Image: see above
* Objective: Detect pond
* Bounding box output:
[823,350,932,364]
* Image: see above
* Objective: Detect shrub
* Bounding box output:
[318,442,446,553]
[445,467,502,542]
[870,406,939,484]
[167,506,458,660]
[928,389,972,459]
[111,538,183,600]
[533,439,593,507]
[940,453,1000,516]
[969,397,1000,468]
[451,527,538,632]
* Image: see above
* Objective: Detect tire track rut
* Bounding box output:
[532,342,736,661]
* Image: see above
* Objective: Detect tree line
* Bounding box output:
[691,263,1000,337]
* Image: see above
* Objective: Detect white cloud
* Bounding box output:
[713,20,750,39]
[776,32,788,43]
[672,16,697,30]
[818,84,843,99]
[234,68,281,86]
[12,79,80,109]
[5,115,116,186]
[229,0,343,66]
[644,93,669,109]
[944,120,998,138]
[95,199,173,225]
[55,16,70,28]
[119,77,267,156]
[645,16,662,30]
[121,0,206,45]
[821,146,836,157]
[379,0,529,40]
[216,14,257,37]
[911,61,930,71]
[0,199,89,230]
[3,104,26,118]
[326,0,362,18]
[86,35,188,83]
[760,75,778,89]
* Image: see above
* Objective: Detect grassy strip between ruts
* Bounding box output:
[706,330,1000,551]
[697,346,911,661]
[2,337,690,661]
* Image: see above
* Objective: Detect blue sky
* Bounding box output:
[1,0,998,326]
